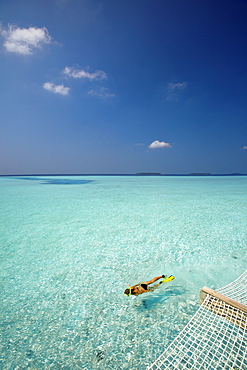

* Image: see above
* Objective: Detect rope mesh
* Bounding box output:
[148,270,247,370]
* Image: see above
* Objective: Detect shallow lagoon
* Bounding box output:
[1,176,247,369]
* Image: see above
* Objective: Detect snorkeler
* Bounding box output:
[124,275,167,296]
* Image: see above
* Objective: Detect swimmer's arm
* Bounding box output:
[141,288,154,293]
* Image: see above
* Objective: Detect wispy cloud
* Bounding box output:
[63,66,107,80]
[87,87,115,99]
[167,81,187,100]
[0,24,52,55]
[168,82,187,91]
[241,146,247,150]
[148,140,172,149]
[43,82,70,96]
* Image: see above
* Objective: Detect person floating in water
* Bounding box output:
[124,275,173,296]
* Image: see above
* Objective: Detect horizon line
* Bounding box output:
[0,173,247,177]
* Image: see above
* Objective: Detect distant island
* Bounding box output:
[136,173,244,176]
[136,172,212,176]
[136,173,162,176]
[188,173,212,176]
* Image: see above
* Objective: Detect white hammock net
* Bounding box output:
[148,270,247,370]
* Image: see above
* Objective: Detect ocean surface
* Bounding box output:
[1,175,246,369]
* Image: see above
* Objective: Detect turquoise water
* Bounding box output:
[1,175,246,369]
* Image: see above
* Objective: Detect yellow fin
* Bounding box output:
[161,275,175,283]
[154,275,175,287]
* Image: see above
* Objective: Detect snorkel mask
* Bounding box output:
[124,285,132,297]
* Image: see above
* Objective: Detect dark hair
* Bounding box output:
[124,288,130,295]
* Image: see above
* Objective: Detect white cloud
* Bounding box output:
[43,82,70,96]
[1,25,52,55]
[87,87,115,99]
[63,66,107,80]
[168,82,187,92]
[148,140,172,149]
[242,146,247,150]
[167,81,187,100]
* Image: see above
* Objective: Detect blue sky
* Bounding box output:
[1,0,247,175]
